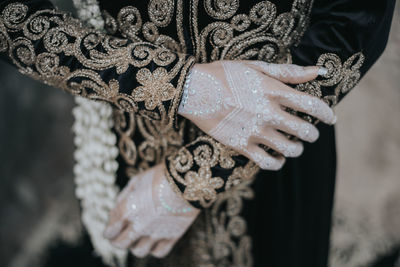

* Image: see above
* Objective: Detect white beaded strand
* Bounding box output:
[72,0,127,265]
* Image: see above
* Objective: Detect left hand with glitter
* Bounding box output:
[103,164,200,258]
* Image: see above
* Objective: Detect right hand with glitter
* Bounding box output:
[178,61,336,170]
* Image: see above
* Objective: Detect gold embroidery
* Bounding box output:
[148,0,175,27]
[199,180,256,267]
[160,0,314,206]
[167,135,258,209]
[192,0,314,63]
[183,167,224,205]
[296,52,365,106]
[117,6,142,41]
[204,0,239,20]
[133,67,176,110]
[93,2,364,266]
[0,2,194,126]
[102,10,117,35]
[3,2,367,267]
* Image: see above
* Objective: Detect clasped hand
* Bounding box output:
[178,61,336,170]
[104,164,200,258]
[104,61,336,258]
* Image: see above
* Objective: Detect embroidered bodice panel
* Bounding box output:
[97,0,317,199]
[1,0,392,265]
[0,0,366,209]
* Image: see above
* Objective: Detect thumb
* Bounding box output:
[246,61,325,84]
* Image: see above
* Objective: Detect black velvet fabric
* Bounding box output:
[101,0,396,265]
[246,123,337,267]
[0,0,396,266]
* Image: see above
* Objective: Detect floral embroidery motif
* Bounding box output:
[183,167,224,205]
[166,135,258,209]
[1,1,367,267]
[0,2,194,126]
[134,67,176,110]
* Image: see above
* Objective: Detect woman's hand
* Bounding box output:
[178,61,335,170]
[104,164,200,258]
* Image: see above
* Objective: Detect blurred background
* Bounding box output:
[0,2,399,267]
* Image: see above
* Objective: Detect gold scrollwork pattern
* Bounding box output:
[295,52,365,106]
[165,52,365,267]
[148,0,175,27]
[0,2,195,127]
[113,108,187,178]
[193,180,256,267]
[1,1,368,266]
[97,1,316,266]
[193,0,314,63]
[166,135,259,209]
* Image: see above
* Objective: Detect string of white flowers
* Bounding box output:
[70,2,400,267]
[72,0,126,266]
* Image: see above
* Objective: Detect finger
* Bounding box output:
[150,238,179,258]
[110,227,141,249]
[251,130,304,158]
[130,237,155,258]
[104,196,132,239]
[245,61,322,84]
[243,146,285,170]
[116,176,140,202]
[104,220,128,240]
[274,113,320,143]
[276,90,336,125]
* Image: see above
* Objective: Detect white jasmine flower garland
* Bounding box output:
[72,0,126,265]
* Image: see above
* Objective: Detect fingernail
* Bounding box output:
[318,67,328,76]
[302,126,319,143]
[104,222,122,239]
[112,238,131,249]
[103,228,115,239]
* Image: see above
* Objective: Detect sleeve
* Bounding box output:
[0,0,253,210]
[290,0,396,107]
[165,134,259,209]
[165,0,396,209]
[0,0,195,128]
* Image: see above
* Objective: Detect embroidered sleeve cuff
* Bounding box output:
[165,135,259,209]
[295,52,364,109]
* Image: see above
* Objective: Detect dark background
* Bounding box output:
[0,1,82,266]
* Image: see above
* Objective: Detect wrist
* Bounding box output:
[177,62,230,134]
[155,164,200,215]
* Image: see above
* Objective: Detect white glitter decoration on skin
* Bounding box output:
[178,61,336,170]
[104,166,199,258]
